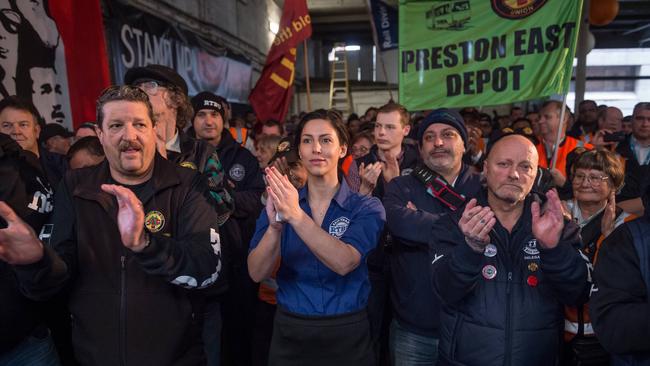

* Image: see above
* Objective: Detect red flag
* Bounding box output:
[49,0,111,128]
[249,0,312,123]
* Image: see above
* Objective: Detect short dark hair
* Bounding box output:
[294,109,349,153]
[633,102,650,116]
[579,99,597,108]
[0,96,43,127]
[96,85,155,129]
[377,102,410,126]
[263,119,284,135]
[67,136,104,160]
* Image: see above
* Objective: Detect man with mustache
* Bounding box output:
[0,85,222,365]
[430,134,589,366]
[383,108,481,365]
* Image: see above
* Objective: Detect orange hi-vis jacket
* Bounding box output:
[536,136,592,178]
[229,127,249,147]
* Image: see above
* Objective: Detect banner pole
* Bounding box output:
[365,0,394,101]
[550,95,568,171]
[303,39,312,111]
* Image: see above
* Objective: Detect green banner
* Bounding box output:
[399,0,583,110]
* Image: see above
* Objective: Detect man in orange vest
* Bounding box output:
[536,100,592,188]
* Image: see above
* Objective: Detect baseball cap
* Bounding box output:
[191,92,226,120]
[40,123,73,144]
[418,108,468,146]
[124,64,188,95]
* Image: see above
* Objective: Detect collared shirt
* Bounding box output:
[166,130,181,154]
[249,179,386,316]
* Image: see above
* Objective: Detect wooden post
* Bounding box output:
[303,39,312,111]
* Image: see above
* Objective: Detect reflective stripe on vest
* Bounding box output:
[564,319,595,335]
[229,127,248,146]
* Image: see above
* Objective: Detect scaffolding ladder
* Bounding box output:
[328,43,353,116]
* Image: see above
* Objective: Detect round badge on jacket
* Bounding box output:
[482,264,497,280]
[179,161,197,170]
[145,210,165,233]
[229,164,246,182]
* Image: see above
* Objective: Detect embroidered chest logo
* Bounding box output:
[229,163,246,182]
[523,239,540,255]
[27,177,54,214]
[401,168,413,176]
[329,216,350,238]
[145,210,165,233]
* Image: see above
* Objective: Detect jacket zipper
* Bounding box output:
[505,271,513,366]
[120,255,127,366]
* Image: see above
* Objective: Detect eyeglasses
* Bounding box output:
[137,81,164,96]
[351,146,369,155]
[572,173,609,187]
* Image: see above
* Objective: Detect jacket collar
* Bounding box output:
[73,153,182,211]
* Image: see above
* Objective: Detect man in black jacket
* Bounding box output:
[383,108,481,365]
[590,181,650,364]
[0,133,59,365]
[0,85,222,365]
[430,134,589,366]
[191,91,264,366]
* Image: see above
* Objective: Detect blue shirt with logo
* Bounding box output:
[249,179,386,316]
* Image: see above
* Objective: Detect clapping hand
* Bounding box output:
[101,184,149,252]
[265,167,302,224]
[531,189,564,249]
[459,199,496,253]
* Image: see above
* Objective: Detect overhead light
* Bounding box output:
[269,21,279,35]
[333,45,361,52]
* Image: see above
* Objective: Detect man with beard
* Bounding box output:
[430,134,589,366]
[0,85,222,365]
[569,100,599,140]
[383,108,482,365]
[191,91,265,366]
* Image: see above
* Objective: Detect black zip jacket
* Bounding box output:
[215,130,264,261]
[13,154,222,366]
[430,190,589,366]
[0,137,54,353]
[383,164,481,337]
[590,217,650,361]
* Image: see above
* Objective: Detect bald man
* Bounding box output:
[429,134,590,366]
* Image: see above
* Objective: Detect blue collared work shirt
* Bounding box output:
[249,179,386,316]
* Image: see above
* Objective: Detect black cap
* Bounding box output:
[269,137,299,165]
[418,108,468,146]
[124,64,188,95]
[40,123,73,144]
[191,91,226,120]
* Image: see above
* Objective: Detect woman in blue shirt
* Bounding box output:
[248,109,385,366]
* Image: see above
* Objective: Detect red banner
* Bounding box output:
[49,0,111,128]
[249,0,312,123]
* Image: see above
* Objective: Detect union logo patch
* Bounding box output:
[491,0,547,20]
[329,216,350,238]
[145,210,165,233]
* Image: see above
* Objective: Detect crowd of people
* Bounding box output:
[0,63,649,366]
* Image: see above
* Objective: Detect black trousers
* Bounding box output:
[269,307,375,366]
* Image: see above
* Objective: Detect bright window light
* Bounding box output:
[269,21,279,35]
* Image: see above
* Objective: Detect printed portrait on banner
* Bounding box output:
[0,0,73,128]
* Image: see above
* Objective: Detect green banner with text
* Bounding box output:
[399,0,583,110]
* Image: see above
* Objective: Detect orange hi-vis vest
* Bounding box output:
[229,127,249,147]
[341,155,353,177]
[536,136,592,178]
